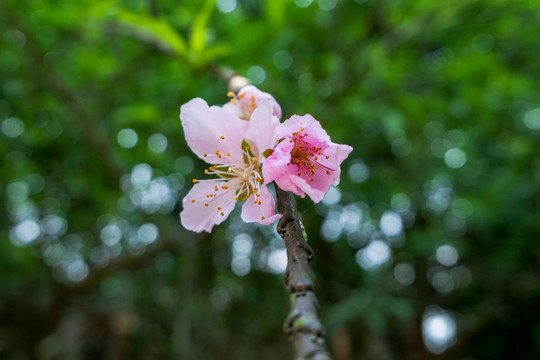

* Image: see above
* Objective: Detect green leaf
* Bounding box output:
[190,0,215,61]
[265,0,285,25]
[198,44,231,64]
[116,12,189,59]
[91,4,189,61]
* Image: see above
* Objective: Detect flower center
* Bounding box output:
[289,129,333,182]
[228,91,257,120]
[191,146,264,212]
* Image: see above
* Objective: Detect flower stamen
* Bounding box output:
[289,130,334,179]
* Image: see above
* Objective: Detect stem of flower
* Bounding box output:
[275,186,332,360]
[218,72,332,359]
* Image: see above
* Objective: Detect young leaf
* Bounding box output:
[91,4,189,61]
[189,0,216,61]
[197,44,231,65]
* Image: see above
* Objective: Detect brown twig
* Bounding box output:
[275,187,332,360]
[220,73,331,359]
[208,63,250,93]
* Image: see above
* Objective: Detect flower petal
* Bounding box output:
[180,180,237,233]
[180,98,248,165]
[275,173,308,199]
[239,85,282,119]
[276,114,328,142]
[245,100,279,158]
[262,139,293,184]
[264,114,353,203]
[240,185,282,225]
[330,143,353,186]
[295,142,352,202]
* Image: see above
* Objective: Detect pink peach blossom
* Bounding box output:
[263,114,353,203]
[223,85,282,120]
[179,98,281,233]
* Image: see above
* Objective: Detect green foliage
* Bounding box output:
[1,0,540,359]
[189,0,216,59]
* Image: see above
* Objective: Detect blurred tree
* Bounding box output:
[1,0,540,359]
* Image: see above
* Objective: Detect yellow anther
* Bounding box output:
[221,212,225,216]
[261,216,265,220]
[231,98,237,105]
[192,179,198,183]
[205,203,208,207]
[222,185,228,189]
[310,178,314,182]
[326,170,331,175]
[326,155,329,159]
[191,199,196,203]
[217,207,222,210]
[258,201,261,205]
[227,152,231,156]
[238,93,245,99]
[203,153,207,157]
[254,199,258,204]
[220,135,225,140]
[245,146,249,151]
[227,91,235,97]
[235,196,239,201]
[205,169,208,174]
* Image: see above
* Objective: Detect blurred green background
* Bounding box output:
[1,0,540,359]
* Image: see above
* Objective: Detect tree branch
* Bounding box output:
[221,73,332,359]
[275,187,332,360]
[209,64,250,93]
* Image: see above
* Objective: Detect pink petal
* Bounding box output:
[180,98,248,165]
[239,85,282,119]
[240,185,282,225]
[262,140,293,184]
[264,114,353,203]
[296,142,352,202]
[330,143,353,186]
[276,114,328,141]
[222,102,236,115]
[290,171,331,203]
[180,180,237,233]
[275,174,308,199]
[245,100,279,158]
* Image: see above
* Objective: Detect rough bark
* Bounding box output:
[219,73,332,359]
[275,187,332,360]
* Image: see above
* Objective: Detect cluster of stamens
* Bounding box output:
[227,91,257,120]
[191,142,266,220]
[288,128,333,182]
